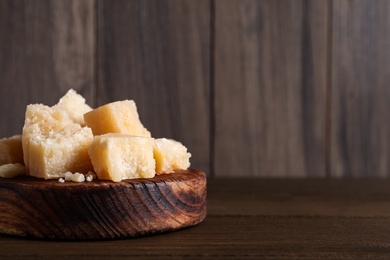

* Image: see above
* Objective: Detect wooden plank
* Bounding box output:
[2,216,390,259]
[0,0,95,138]
[214,0,328,177]
[97,0,210,174]
[207,178,390,216]
[331,0,390,177]
[2,179,390,258]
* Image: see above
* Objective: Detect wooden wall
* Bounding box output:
[0,0,388,178]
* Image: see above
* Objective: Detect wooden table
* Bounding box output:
[2,178,390,259]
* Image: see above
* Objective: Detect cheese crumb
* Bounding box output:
[57,171,96,183]
[85,171,95,182]
[64,172,85,182]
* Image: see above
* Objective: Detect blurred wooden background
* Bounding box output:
[0,0,388,178]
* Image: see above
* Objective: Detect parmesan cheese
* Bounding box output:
[85,171,96,182]
[0,135,24,165]
[64,172,85,182]
[89,134,155,182]
[22,89,95,179]
[28,125,94,179]
[84,100,151,137]
[0,163,25,178]
[55,89,93,125]
[14,89,194,182]
[22,104,74,170]
[153,138,191,174]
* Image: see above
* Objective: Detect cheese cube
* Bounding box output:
[89,134,155,182]
[22,104,74,169]
[22,89,93,173]
[28,125,94,179]
[55,89,93,125]
[0,135,24,165]
[153,138,191,174]
[84,100,151,137]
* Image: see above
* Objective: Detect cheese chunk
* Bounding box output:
[28,125,94,179]
[84,100,151,137]
[0,135,24,165]
[89,134,155,182]
[22,104,74,169]
[55,89,92,125]
[153,138,191,174]
[0,163,25,178]
[22,89,93,175]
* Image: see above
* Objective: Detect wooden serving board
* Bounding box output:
[0,168,206,240]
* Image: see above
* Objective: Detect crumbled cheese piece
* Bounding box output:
[153,138,191,174]
[0,135,24,165]
[22,104,74,170]
[64,172,85,183]
[85,171,96,182]
[28,124,94,179]
[0,163,26,178]
[84,100,151,137]
[22,89,94,178]
[88,134,155,182]
[55,89,92,125]
[58,178,65,183]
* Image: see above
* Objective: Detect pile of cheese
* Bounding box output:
[0,89,191,182]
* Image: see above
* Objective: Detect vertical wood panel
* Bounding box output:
[97,0,210,173]
[2,0,389,178]
[0,0,95,137]
[331,0,390,177]
[214,0,328,177]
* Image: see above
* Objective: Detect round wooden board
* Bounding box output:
[0,168,206,240]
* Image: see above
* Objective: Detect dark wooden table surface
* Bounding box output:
[2,178,390,259]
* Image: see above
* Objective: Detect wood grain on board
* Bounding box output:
[213,0,328,177]
[0,169,206,240]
